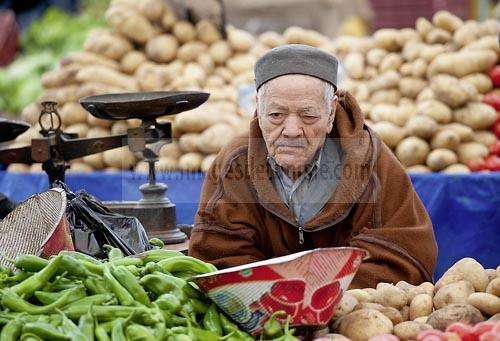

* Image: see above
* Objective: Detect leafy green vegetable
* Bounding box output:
[0,5,107,115]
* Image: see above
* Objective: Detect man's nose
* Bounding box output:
[282,115,303,137]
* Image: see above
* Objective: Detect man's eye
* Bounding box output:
[269,112,283,119]
[302,115,319,122]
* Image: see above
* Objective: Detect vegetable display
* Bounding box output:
[0,249,298,340]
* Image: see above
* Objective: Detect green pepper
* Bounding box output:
[4,271,30,284]
[60,254,95,278]
[107,247,124,261]
[110,257,143,267]
[173,334,191,341]
[153,322,167,340]
[19,333,42,341]
[125,324,156,341]
[219,314,253,341]
[125,265,141,276]
[142,249,183,264]
[139,274,178,297]
[110,318,127,341]
[0,265,12,276]
[22,322,69,341]
[64,305,152,324]
[2,286,82,314]
[189,298,209,315]
[262,310,286,339]
[0,316,23,341]
[13,255,48,273]
[203,303,222,336]
[102,265,135,306]
[155,293,181,313]
[58,310,86,341]
[78,308,95,341]
[84,278,108,295]
[149,238,165,248]
[34,285,86,305]
[64,293,116,308]
[112,265,151,306]
[158,256,217,274]
[94,323,110,341]
[10,254,62,296]
[141,262,163,276]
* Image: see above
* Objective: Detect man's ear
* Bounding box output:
[327,95,337,133]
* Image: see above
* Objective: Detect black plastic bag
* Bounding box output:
[54,181,151,259]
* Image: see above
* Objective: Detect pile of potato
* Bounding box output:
[327,258,500,341]
[338,11,500,173]
[6,4,500,173]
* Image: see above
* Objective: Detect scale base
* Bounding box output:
[104,201,187,244]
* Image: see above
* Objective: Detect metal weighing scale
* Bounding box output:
[0,91,210,244]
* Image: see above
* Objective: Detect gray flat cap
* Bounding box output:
[254,44,338,91]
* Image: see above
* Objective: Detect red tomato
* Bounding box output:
[472,321,495,335]
[467,158,488,172]
[446,322,475,341]
[479,332,500,341]
[485,155,500,171]
[483,94,500,111]
[493,120,500,139]
[417,329,446,341]
[489,66,500,88]
[490,141,500,156]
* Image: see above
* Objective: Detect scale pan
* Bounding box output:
[80,91,210,120]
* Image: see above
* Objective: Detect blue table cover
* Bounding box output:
[1,171,499,279]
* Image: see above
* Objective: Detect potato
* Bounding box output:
[177,41,208,62]
[461,73,493,93]
[371,122,405,148]
[201,154,217,173]
[157,157,178,172]
[146,34,178,63]
[76,82,124,99]
[374,285,408,309]
[135,161,149,173]
[195,20,221,45]
[394,321,427,341]
[76,65,137,91]
[473,131,497,147]
[430,74,472,108]
[379,306,404,325]
[463,35,500,55]
[400,305,410,321]
[354,302,385,311]
[402,41,421,62]
[416,88,435,102]
[440,123,474,142]
[366,48,387,67]
[468,293,500,316]
[136,0,165,22]
[370,89,401,105]
[84,29,133,61]
[406,165,431,173]
[396,137,430,167]
[346,289,372,303]
[442,164,470,173]
[209,41,233,65]
[87,114,112,129]
[61,51,119,70]
[178,152,203,171]
[228,28,255,53]
[490,313,500,322]
[453,102,497,130]
[338,309,393,341]
[172,21,196,43]
[426,149,458,171]
[68,162,93,173]
[333,293,359,319]
[65,123,89,138]
[486,278,500,297]
[82,153,105,170]
[436,258,489,292]
[29,163,43,172]
[426,28,452,44]
[258,31,285,48]
[405,116,438,139]
[197,123,236,154]
[427,304,484,331]
[379,53,403,73]
[416,100,452,124]
[159,142,182,159]
[457,142,489,164]
[433,280,475,310]
[59,102,88,126]
[105,6,156,45]
[179,133,200,153]
[7,163,29,172]
[344,52,365,80]
[409,294,433,320]
[415,17,433,38]
[226,54,256,74]
[103,147,136,169]
[427,50,498,78]
[419,44,446,63]
[430,130,461,152]
[411,59,428,78]
[120,51,147,74]
[432,10,463,32]
[453,22,478,47]
[39,84,80,104]
[367,71,399,92]
[86,127,110,138]
[373,29,401,52]
[41,65,81,88]
[160,6,177,31]
[399,78,427,99]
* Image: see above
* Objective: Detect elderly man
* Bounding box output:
[189,44,437,288]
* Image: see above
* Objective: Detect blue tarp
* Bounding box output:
[1,171,499,278]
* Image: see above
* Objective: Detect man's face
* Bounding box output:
[257,74,336,178]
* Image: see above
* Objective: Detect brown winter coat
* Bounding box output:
[189,90,438,288]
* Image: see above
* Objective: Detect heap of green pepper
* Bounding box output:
[0,245,298,341]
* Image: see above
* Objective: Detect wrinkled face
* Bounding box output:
[257,74,337,178]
